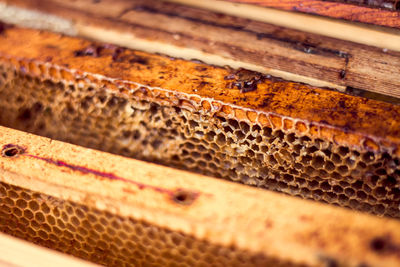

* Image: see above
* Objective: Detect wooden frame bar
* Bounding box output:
[1,126,400,266]
[208,0,400,29]
[2,0,400,99]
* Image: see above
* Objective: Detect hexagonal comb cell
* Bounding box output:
[0,181,288,266]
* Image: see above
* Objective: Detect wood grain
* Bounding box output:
[1,125,400,266]
[166,0,400,50]
[3,0,400,99]
[327,0,399,10]
[220,0,400,29]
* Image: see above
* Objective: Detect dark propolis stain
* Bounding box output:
[0,21,13,35]
[225,68,268,93]
[73,43,149,65]
[258,98,272,108]
[1,143,201,204]
[258,93,276,108]
[129,55,149,65]
[339,69,346,79]
[329,0,400,11]
[318,255,338,267]
[110,46,126,62]
[74,45,103,57]
[195,66,208,72]
[370,235,400,256]
[197,81,209,90]
[73,44,123,60]
[339,56,350,80]
[338,100,346,109]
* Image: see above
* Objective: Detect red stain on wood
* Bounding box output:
[1,143,203,203]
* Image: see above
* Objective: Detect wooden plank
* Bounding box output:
[1,0,400,98]
[1,125,400,266]
[165,0,400,50]
[326,0,399,10]
[213,0,400,29]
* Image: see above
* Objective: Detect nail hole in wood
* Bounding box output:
[1,144,24,158]
[172,189,196,205]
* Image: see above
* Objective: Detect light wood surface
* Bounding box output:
[165,0,400,51]
[0,233,98,267]
[216,0,400,28]
[1,126,400,266]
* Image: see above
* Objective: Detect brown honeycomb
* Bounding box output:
[0,62,399,219]
[0,27,399,219]
[0,181,295,267]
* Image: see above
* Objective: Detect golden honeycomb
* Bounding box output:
[0,181,293,267]
[0,27,399,219]
[0,62,399,219]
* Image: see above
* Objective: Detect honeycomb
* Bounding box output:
[0,28,399,219]
[0,62,399,219]
[0,181,293,267]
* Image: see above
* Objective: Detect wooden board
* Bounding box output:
[325,0,399,10]
[2,0,400,99]
[1,125,400,266]
[216,0,400,29]
[165,0,400,50]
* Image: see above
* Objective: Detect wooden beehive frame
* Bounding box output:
[1,0,400,99]
[164,0,400,48]
[0,25,399,215]
[0,1,399,266]
[1,125,400,266]
[182,0,400,29]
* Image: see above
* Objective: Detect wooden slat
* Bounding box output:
[216,0,400,29]
[165,0,400,50]
[2,0,400,98]
[326,0,399,10]
[1,125,400,266]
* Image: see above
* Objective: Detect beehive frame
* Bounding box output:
[3,0,400,98]
[0,2,399,266]
[0,26,399,218]
[1,126,400,266]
